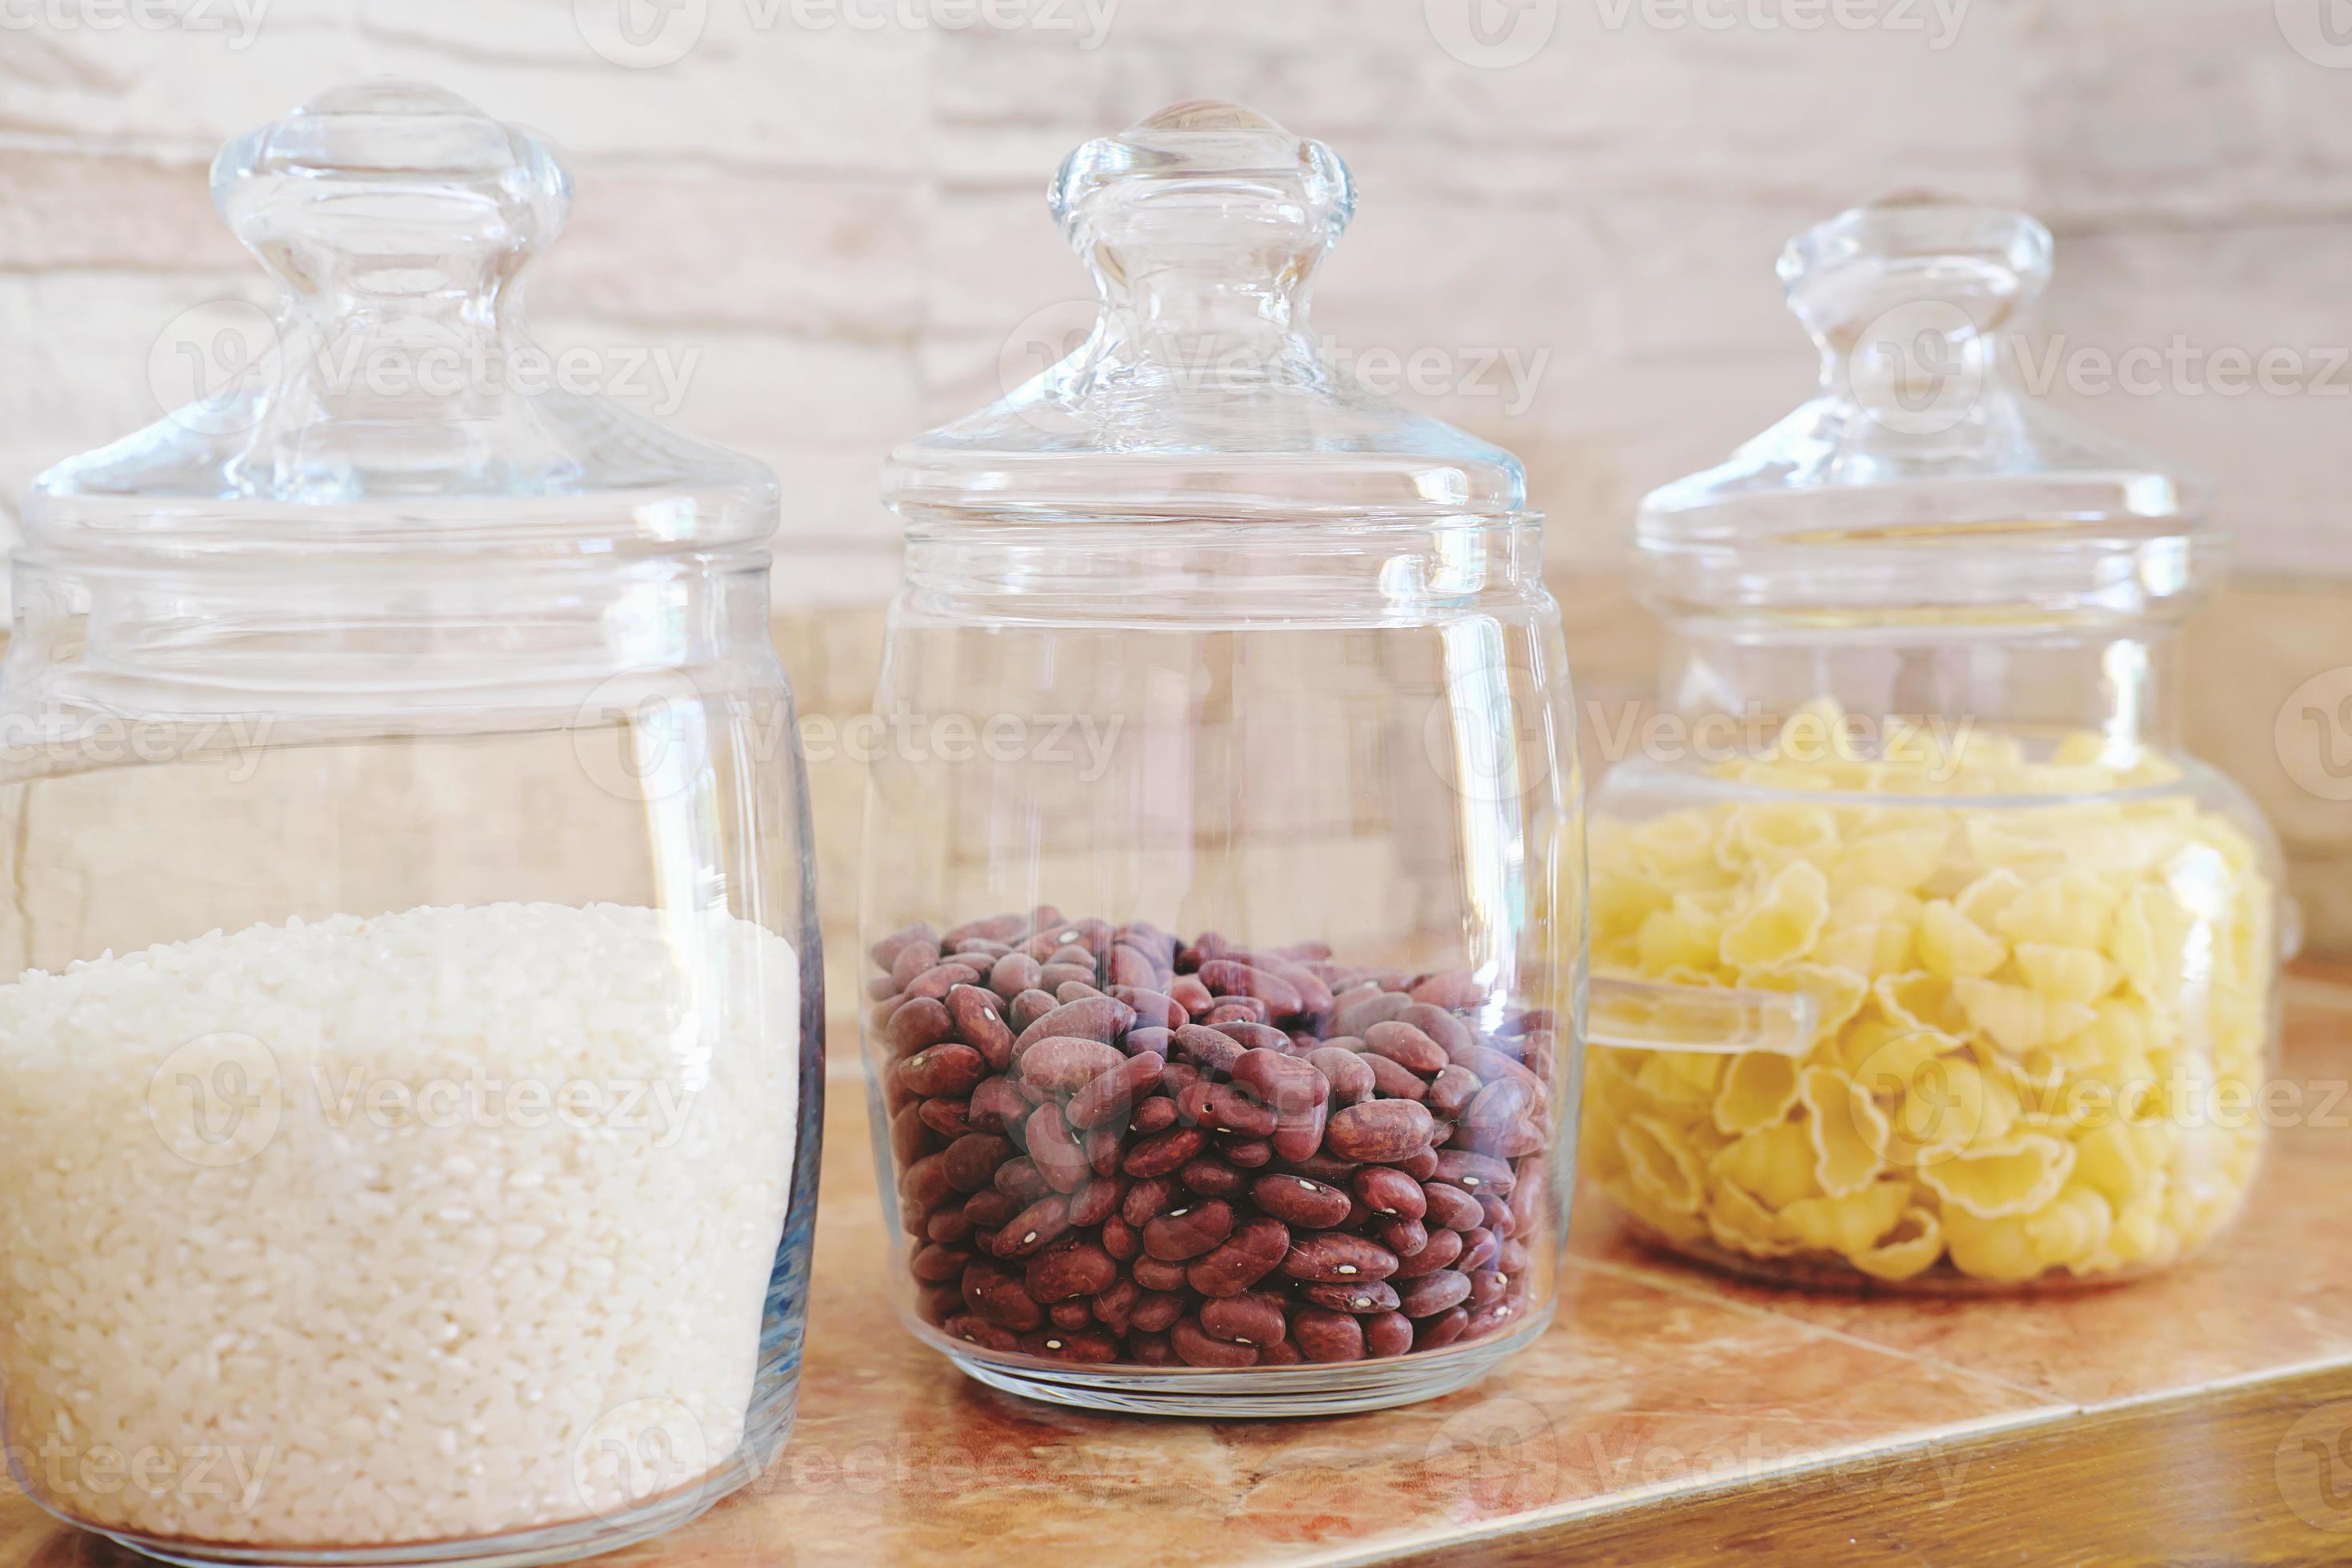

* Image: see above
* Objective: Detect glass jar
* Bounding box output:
[1582,199,2290,1291]
[0,83,822,1565]
[858,102,1581,1414]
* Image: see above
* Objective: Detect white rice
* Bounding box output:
[0,902,799,1548]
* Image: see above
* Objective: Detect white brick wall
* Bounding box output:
[2,0,2346,586]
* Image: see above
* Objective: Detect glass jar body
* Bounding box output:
[858,518,1582,1414]
[0,558,823,1566]
[1583,617,2286,1291]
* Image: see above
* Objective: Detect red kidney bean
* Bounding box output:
[1048,1300,1096,1332]
[1122,1125,1206,1178]
[1232,1049,1328,1113]
[906,962,981,1002]
[1172,1315,1258,1368]
[917,1097,972,1140]
[1353,1166,1426,1219]
[942,1134,1014,1192]
[992,1196,1072,1258]
[1180,1081,1279,1139]
[1361,1021,1449,1076]
[1014,996,1135,1056]
[1270,1100,1326,1165]
[1008,989,1058,1033]
[1104,945,1158,990]
[1251,1174,1352,1229]
[890,941,942,990]
[1180,1155,1247,1199]
[1123,1026,1174,1058]
[873,922,941,970]
[1499,1237,1533,1276]
[1022,1328,1119,1362]
[1026,1240,1118,1302]
[1458,1227,1502,1274]
[961,1260,1044,1330]
[964,1077,1027,1137]
[1458,1044,1540,1090]
[1397,1270,1473,1318]
[1112,986,1186,1030]
[888,998,958,1056]
[1283,1232,1399,1284]
[1019,1037,1124,1092]
[1143,1199,1235,1262]
[1434,1150,1514,1196]
[1364,1310,1414,1358]
[1171,1023,1246,1076]
[946,984,1016,1070]
[1325,1100,1437,1163]
[1302,1046,1370,1105]
[1068,1176,1123,1228]
[1391,1226,1466,1280]
[1086,1122,1125,1178]
[926,1207,974,1244]
[1131,1255,1189,1292]
[1428,1065,1482,1120]
[963,1189,1017,1228]
[1466,1269,1508,1309]
[1198,960,1306,1016]
[1100,1213,1142,1261]
[1398,1147,1442,1181]
[990,952,1043,998]
[1301,1280,1400,1314]
[1258,1338,1304,1366]
[1395,1002,1474,1058]
[943,1314,1019,1352]
[1168,974,1214,1015]
[891,1104,932,1166]
[1215,1021,1294,1054]
[1378,1217,1430,1257]
[1292,1306,1366,1362]
[1414,1307,1470,1350]
[1362,1053,1430,1102]
[1204,999,1270,1027]
[1477,1192,1514,1236]
[899,1152,956,1211]
[1024,1106,1091,1192]
[1462,1077,1532,1138]
[1277,1150,1362,1186]
[1407,972,1486,1010]
[1220,1137,1273,1168]
[1199,1291,1288,1347]
[1091,1274,1139,1335]
[1421,1181,1482,1232]
[1188,1218,1290,1298]
[993,1155,1048,1200]
[1129,1096,1178,1134]
[1331,990,1410,1037]
[1121,1177,1178,1226]
[1130,1289,1187,1333]
[1066,1053,1165,1128]
[1463,1302,1518,1340]
[1129,1330,1177,1365]
[911,1242,970,1283]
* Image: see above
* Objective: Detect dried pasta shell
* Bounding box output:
[1917,1134,2074,1220]
[1918,899,2006,979]
[1952,977,2097,1058]
[1714,1050,1804,1136]
[1781,1179,1910,1255]
[1849,1206,1944,1282]
[1800,1065,1889,1197]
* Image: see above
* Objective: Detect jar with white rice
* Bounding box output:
[0,82,822,1567]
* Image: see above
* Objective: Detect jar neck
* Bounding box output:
[1655,618,2184,758]
[896,513,1550,629]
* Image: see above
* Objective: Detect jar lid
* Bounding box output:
[1635,198,2214,622]
[882,101,1526,522]
[23,80,776,563]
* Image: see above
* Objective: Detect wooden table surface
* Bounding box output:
[11,967,2352,1567]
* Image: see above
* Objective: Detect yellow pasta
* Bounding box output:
[1718,860,1830,967]
[1581,704,2275,1286]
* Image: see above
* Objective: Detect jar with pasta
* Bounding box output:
[1581,198,2291,1291]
